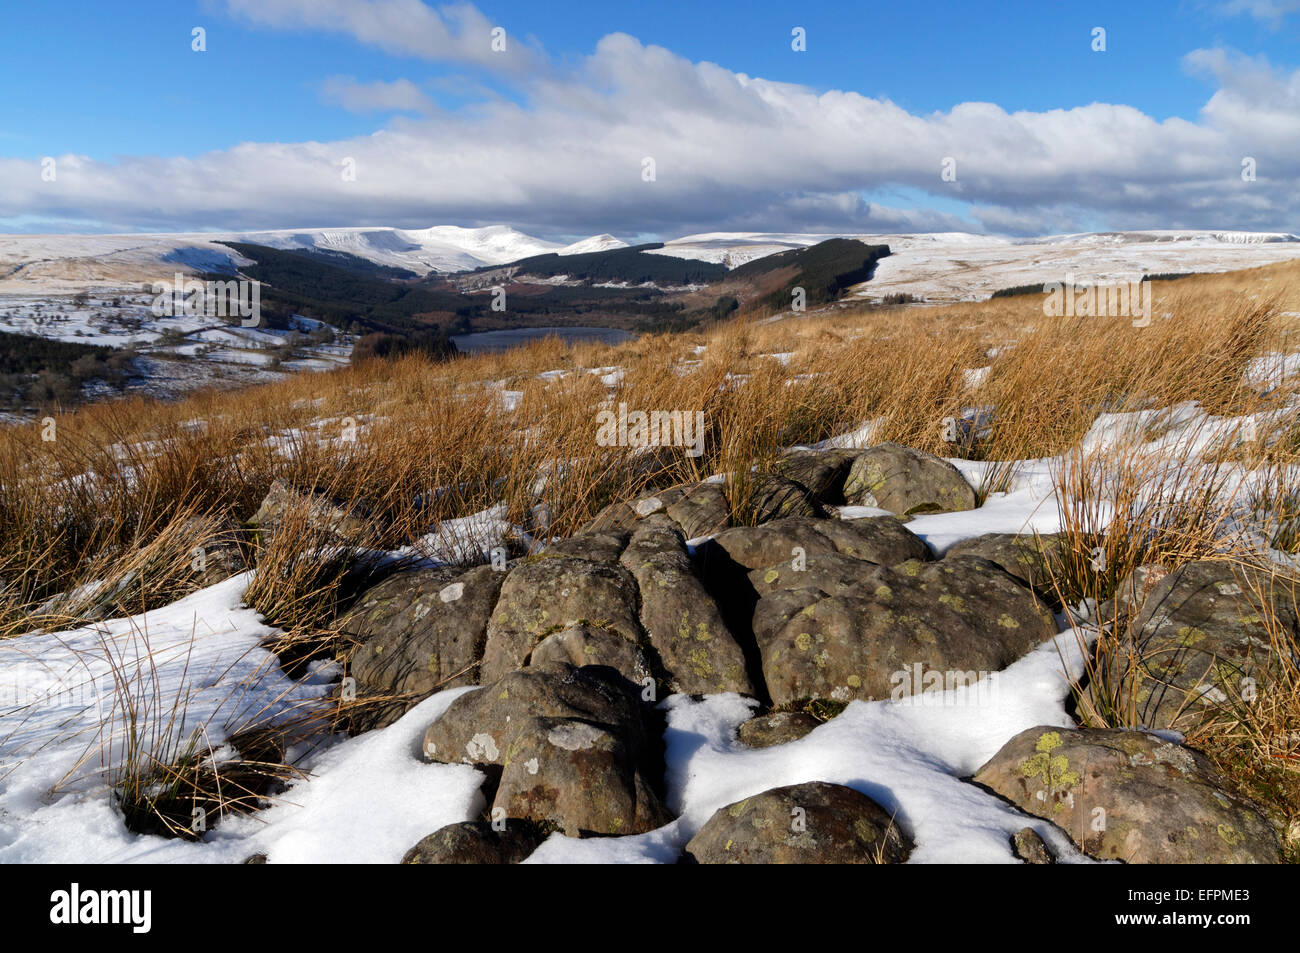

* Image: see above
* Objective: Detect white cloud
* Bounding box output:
[3,19,1299,238]
[320,77,435,114]
[219,0,537,71]
[1219,0,1300,26]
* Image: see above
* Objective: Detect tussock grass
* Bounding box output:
[2,257,1299,841]
[52,620,317,840]
[2,264,1297,634]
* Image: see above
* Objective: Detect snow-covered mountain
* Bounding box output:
[202,225,564,276]
[0,225,568,294]
[2,225,1299,302]
[556,234,628,256]
[646,229,1300,302]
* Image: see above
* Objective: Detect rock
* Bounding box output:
[757,555,1058,706]
[748,474,822,523]
[247,478,373,539]
[750,550,889,600]
[698,519,837,574]
[945,533,1065,605]
[699,515,929,574]
[401,820,544,864]
[774,449,857,504]
[422,664,670,837]
[974,726,1281,864]
[629,486,687,518]
[578,500,639,536]
[1011,827,1055,864]
[620,518,754,695]
[751,587,827,645]
[747,548,898,656]
[183,516,249,587]
[529,622,652,685]
[737,711,821,748]
[665,482,731,539]
[683,782,911,863]
[543,531,628,564]
[843,442,976,515]
[1086,560,1300,731]
[808,517,933,565]
[342,565,503,729]
[480,555,643,684]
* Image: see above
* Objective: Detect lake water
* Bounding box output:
[451,326,636,353]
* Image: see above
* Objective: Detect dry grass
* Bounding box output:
[1,264,1296,629]
[3,257,1300,842]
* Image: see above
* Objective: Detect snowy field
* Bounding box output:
[2,225,1297,404]
[649,229,1300,302]
[3,348,1297,862]
[0,290,352,402]
[0,457,1094,864]
[2,226,1297,299]
[0,225,617,294]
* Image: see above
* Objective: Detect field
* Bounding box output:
[2,260,1299,861]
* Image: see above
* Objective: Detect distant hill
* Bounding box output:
[725,238,891,312]
[217,242,473,335]
[220,242,696,337]
[484,243,729,286]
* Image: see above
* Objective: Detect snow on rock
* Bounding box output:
[525,631,1094,864]
[900,458,1062,556]
[406,504,516,565]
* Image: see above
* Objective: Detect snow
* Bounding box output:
[0,224,561,293]
[4,227,1299,300]
[901,459,1062,556]
[221,690,485,864]
[0,575,325,862]
[0,456,1095,864]
[1246,352,1300,391]
[643,229,1300,302]
[526,632,1093,863]
[0,576,485,863]
[1,338,1296,864]
[556,234,628,256]
[0,287,353,407]
[0,441,1095,864]
[404,504,517,565]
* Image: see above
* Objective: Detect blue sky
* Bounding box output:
[0,0,1297,237]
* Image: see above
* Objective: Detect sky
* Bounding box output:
[0,0,1297,240]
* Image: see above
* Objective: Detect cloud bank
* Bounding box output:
[3,1,1298,238]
